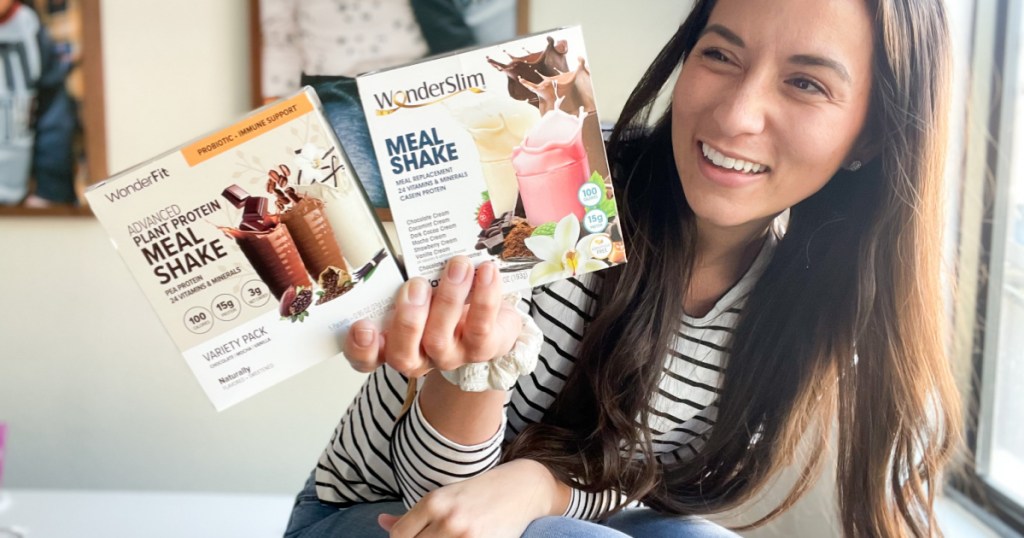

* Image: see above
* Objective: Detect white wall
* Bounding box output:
[102,0,251,174]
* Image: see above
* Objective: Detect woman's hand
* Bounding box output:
[343,256,522,376]
[378,459,571,538]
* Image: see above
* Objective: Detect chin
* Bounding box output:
[689,199,771,232]
[682,191,742,228]
[694,214,750,230]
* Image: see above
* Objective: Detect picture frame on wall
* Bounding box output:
[0,0,107,216]
[248,0,530,220]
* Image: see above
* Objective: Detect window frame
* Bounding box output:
[952,0,1024,533]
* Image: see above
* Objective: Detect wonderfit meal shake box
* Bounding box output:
[85,89,403,411]
[357,26,627,291]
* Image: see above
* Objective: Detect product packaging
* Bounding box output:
[357,26,627,291]
[85,89,403,411]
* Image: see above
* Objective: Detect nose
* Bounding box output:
[711,76,768,138]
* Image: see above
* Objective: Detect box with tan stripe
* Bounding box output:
[86,88,402,411]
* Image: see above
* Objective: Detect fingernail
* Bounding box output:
[406,278,429,305]
[447,259,470,284]
[353,328,374,347]
[476,261,494,286]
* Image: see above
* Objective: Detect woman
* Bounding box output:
[285,0,962,536]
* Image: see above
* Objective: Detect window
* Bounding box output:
[957,0,1024,533]
[977,20,1024,514]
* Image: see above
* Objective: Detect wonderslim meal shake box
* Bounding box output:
[357,26,627,291]
[85,89,402,411]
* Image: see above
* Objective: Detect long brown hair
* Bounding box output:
[504,1,963,536]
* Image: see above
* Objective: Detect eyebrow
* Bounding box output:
[700,24,853,84]
[788,54,852,84]
[700,24,745,47]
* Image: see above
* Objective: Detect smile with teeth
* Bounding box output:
[701,143,769,174]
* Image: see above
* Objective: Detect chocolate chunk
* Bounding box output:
[222,184,250,208]
[239,221,268,232]
[242,196,268,220]
[500,211,516,234]
[234,195,271,232]
[483,233,505,255]
[475,213,508,253]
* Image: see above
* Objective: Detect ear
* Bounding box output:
[847,115,883,165]
[849,134,882,165]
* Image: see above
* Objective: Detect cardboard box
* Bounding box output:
[86,89,403,411]
[357,26,627,291]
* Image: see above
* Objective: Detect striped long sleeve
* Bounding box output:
[389,390,507,507]
[313,234,774,518]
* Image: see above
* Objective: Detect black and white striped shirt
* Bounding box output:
[314,237,775,519]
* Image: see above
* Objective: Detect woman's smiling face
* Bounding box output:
[672,0,875,233]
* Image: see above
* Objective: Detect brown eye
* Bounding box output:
[701,48,731,63]
[788,77,827,95]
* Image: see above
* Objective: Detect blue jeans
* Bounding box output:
[284,473,738,537]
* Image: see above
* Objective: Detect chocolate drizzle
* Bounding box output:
[518,56,595,116]
[487,36,569,104]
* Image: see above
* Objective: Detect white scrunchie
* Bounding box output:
[440,306,543,392]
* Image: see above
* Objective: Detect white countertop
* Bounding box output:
[0,489,294,538]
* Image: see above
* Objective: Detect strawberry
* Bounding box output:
[475,192,494,229]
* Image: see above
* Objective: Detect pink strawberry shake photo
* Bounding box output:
[511,102,589,227]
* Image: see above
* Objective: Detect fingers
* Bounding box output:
[343,319,383,373]
[421,257,475,370]
[377,513,400,531]
[381,257,518,376]
[387,493,471,538]
[385,277,432,375]
[385,502,431,537]
[460,262,506,362]
[489,303,524,364]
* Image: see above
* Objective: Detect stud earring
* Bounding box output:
[846,160,863,172]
